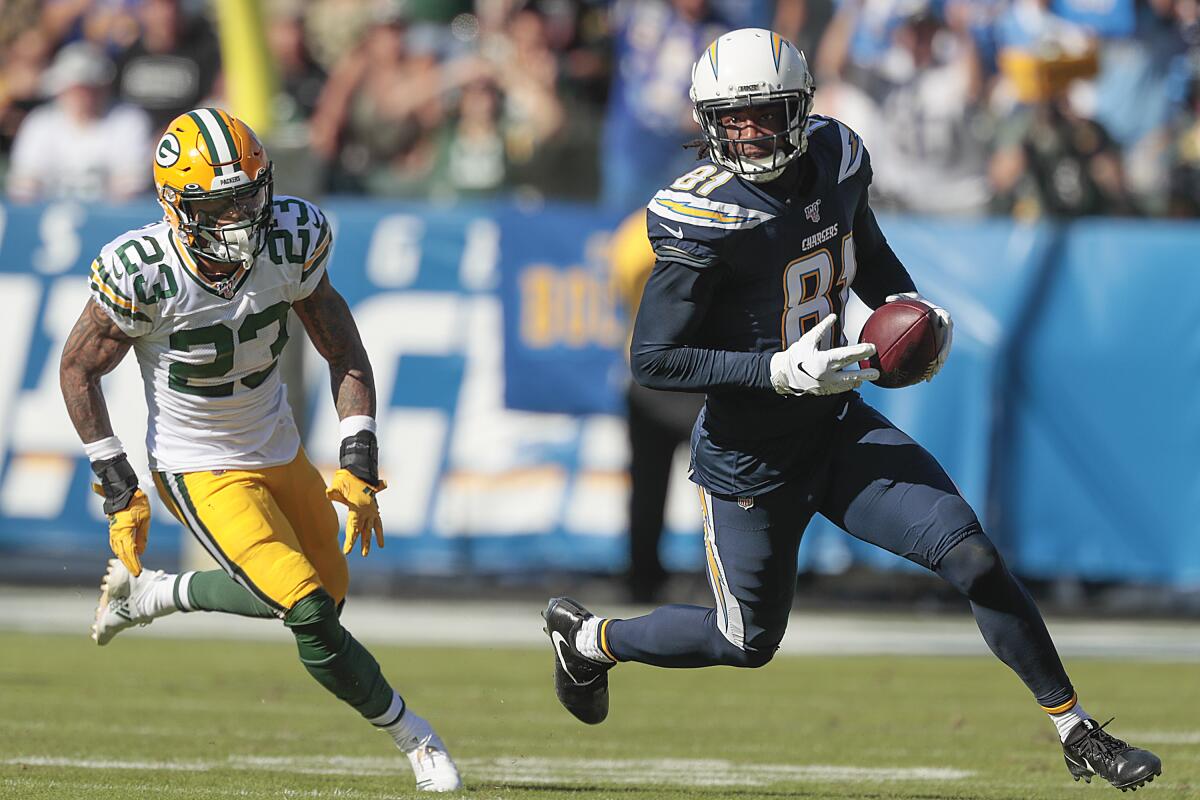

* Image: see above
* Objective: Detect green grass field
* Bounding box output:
[0,631,1195,799]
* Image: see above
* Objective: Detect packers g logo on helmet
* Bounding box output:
[155,133,181,167]
[154,108,274,266]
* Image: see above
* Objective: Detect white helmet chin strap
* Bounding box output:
[738,159,789,183]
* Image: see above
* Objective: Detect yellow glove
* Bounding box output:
[326,469,386,557]
[92,485,150,576]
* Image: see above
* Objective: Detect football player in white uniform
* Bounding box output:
[59,107,460,792]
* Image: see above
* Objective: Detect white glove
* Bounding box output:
[885,292,953,381]
[769,314,878,397]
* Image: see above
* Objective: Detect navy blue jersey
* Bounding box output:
[633,115,916,496]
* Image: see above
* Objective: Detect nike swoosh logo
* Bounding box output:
[837,401,850,420]
[1066,753,1096,774]
[550,631,595,686]
[659,223,684,239]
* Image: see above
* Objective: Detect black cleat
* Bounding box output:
[542,597,613,725]
[1063,718,1162,791]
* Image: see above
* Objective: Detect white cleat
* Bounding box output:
[394,714,462,792]
[90,559,172,646]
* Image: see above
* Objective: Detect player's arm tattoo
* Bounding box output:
[58,301,134,443]
[293,273,376,418]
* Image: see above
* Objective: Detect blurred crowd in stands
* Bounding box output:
[0,0,1197,217]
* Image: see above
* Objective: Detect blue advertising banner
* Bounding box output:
[1001,220,1200,584]
[497,203,627,415]
[0,199,1197,585]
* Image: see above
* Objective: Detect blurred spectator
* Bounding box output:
[407,0,473,24]
[0,28,52,161]
[988,38,1136,217]
[431,75,509,197]
[494,1,610,199]
[992,0,1097,94]
[36,1,142,54]
[816,0,918,82]
[1167,52,1200,215]
[609,209,704,603]
[309,4,445,194]
[478,7,568,195]
[115,0,221,131]
[536,0,611,109]
[428,31,568,200]
[267,0,328,126]
[1087,0,1189,215]
[0,0,42,49]
[40,0,95,49]
[601,0,728,210]
[7,42,152,202]
[304,0,381,71]
[704,0,831,57]
[944,0,1006,75]
[79,1,144,54]
[265,0,330,197]
[844,4,992,214]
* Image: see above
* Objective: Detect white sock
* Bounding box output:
[1049,698,1093,742]
[136,570,182,619]
[368,691,406,728]
[370,692,440,752]
[576,615,613,663]
[173,571,196,612]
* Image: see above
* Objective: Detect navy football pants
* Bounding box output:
[605,396,1075,708]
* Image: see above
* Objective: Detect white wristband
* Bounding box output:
[339,415,377,439]
[83,435,125,463]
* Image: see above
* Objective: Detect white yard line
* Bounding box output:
[0,755,974,787]
[1120,731,1200,745]
[2,586,1198,659]
[0,776,409,800]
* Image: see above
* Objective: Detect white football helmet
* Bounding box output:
[690,28,815,182]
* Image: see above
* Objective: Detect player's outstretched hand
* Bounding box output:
[327,469,387,557]
[770,314,879,397]
[886,292,952,381]
[93,485,150,577]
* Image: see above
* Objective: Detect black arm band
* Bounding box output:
[339,430,379,485]
[91,454,139,515]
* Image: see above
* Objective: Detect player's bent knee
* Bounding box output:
[714,635,779,668]
[936,533,1007,600]
[282,588,390,715]
[283,589,344,659]
[737,646,776,668]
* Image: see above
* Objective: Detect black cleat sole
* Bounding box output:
[1066,756,1161,791]
[1117,771,1159,792]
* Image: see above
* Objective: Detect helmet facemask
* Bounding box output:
[696,91,814,182]
[170,167,274,266]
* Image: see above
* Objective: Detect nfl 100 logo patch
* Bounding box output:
[804,200,821,223]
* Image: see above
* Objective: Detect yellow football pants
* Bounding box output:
[153,449,347,615]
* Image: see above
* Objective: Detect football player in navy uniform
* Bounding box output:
[543,28,1161,792]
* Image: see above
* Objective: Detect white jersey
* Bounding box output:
[88,195,331,473]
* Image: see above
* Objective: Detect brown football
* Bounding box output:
[858,299,939,388]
